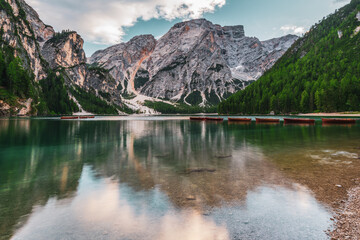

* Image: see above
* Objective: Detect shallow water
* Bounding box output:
[1,117,360,240]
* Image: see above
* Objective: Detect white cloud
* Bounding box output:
[280,25,306,35]
[26,0,226,44]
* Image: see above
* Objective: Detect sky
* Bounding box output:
[27,0,351,56]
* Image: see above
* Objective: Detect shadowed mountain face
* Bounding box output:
[90,19,298,106]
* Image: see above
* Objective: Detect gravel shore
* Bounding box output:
[328,180,360,239]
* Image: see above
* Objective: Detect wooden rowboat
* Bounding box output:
[61,116,79,120]
[205,117,224,122]
[322,118,356,124]
[228,118,252,122]
[256,118,280,123]
[284,118,315,124]
[79,116,95,119]
[190,117,206,121]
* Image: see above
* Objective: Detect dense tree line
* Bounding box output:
[70,86,118,115]
[219,0,360,114]
[0,47,35,100]
[39,71,79,115]
[48,30,77,44]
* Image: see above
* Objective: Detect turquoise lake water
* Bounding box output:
[1,117,360,240]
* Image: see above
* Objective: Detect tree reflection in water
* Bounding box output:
[1,118,359,239]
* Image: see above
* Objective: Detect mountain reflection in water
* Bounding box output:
[1,118,359,239]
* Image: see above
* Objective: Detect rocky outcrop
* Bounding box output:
[41,31,122,105]
[0,0,123,115]
[90,19,298,106]
[90,35,157,94]
[42,31,88,86]
[42,32,86,69]
[0,0,54,81]
[16,0,55,44]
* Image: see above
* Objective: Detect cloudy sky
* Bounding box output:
[27,0,350,56]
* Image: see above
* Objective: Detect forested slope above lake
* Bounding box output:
[218,0,360,115]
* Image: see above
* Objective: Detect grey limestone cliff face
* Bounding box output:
[90,35,157,94]
[0,0,55,81]
[90,19,298,106]
[41,31,88,86]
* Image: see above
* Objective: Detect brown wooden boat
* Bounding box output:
[228,118,252,122]
[284,118,315,124]
[190,117,206,121]
[79,116,95,119]
[322,118,356,124]
[61,116,79,120]
[256,118,280,123]
[205,117,224,122]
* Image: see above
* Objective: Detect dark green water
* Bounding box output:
[1,117,360,240]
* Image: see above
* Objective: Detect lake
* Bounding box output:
[1,116,360,240]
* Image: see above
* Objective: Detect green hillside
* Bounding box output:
[219,0,360,114]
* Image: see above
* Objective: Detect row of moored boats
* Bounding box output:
[190,117,358,124]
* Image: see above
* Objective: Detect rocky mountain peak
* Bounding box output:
[15,0,55,43]
[42,31,86,69]
[90,19,298,107]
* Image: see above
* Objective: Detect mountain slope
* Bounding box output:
[219,0,360,114]
[0,0,126,116]
[90,19,298,107]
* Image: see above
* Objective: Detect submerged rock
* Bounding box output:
[186,195,196,201]
[185,168,216,174]
[215,155,232,159]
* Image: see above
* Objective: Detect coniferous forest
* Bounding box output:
[218,0,360,115]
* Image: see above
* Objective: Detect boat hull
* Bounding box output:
[284,118,315,124]
[256,118,280,123]
[61,116,79,120]
[322,118,356,124]
[79,116,95,119]
[205,117,224,122]
[190,117,206,121]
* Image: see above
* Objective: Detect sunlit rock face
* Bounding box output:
[90,19,298,106]
[42,32,86,69]
[0,0,55,81]
[41,32,89,86]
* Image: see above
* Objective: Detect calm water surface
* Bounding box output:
[1,117,360,240]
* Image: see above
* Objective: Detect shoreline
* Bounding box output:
[299,113,360,117]
[328,179,360,239]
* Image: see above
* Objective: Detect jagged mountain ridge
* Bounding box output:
[90,19,298,106]
[1,0,297,115]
